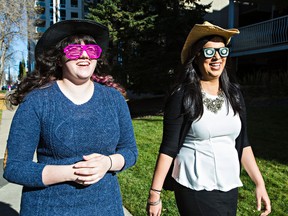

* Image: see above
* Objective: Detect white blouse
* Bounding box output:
[172,93,243,192]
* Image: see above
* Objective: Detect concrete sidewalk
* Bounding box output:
[0,109,21,216]
[0,109,132,216]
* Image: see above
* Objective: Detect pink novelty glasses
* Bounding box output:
[63,44,102,60]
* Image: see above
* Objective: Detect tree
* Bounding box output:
[86,0,157,85]
[124,1,211,93]
[0,0,35,86]
[87,0,210,93]
[18,59,27,81]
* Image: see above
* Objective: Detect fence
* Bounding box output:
[231,15,288,56]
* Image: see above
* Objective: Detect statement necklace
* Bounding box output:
[202,90,225,113]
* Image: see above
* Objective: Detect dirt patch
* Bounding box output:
[0,94,6,111]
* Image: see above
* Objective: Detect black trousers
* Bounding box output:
[174,182,238,216]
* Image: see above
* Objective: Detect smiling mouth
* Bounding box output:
[210,61,223,69]
[77,61,90,66]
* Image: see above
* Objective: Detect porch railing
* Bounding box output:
[231,15,288,56]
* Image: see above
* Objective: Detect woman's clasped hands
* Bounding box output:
[73,153,112,186]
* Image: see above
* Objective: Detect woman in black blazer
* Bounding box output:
[147,21,271,216]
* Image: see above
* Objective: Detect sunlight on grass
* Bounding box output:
[119,116,180,215]
[119,105,288,215]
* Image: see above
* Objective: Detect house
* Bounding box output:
[202,0,288,95]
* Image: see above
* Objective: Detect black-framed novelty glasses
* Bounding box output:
[202,47,230,58]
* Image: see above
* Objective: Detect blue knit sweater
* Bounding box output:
[4,82,138,216]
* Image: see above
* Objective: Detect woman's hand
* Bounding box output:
[146,190,162,216]
[241,147,271,215]
[73,153,111,185]
[255,184,271,216]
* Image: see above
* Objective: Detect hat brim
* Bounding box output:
[35,19,109,58]
[181,21,239,64]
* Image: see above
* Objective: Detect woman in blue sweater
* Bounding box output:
[4,19,138,216]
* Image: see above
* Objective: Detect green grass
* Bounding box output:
[119,116,179,215]
[119,104,288,216]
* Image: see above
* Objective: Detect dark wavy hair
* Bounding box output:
[6,34,124,108]
[170,35,243,121]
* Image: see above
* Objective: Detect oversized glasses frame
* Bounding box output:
[202,47,229,58]
[63,44,102,60]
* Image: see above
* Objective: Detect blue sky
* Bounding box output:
[9,38,28,77]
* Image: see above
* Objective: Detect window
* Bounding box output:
[71,0,78,7]
[71,12,78,18]
[60,9,66,19]
[60,0,66,8]
[49,8,53,20]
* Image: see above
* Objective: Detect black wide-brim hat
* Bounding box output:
[35,19,109,58]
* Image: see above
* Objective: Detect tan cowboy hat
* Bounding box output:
[181,21,239,64]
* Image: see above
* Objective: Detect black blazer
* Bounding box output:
[160,88,250,190]
[159,88,250,163]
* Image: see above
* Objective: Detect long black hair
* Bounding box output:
[169,36,243,121]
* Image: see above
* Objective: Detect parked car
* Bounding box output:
[1,86,8,90]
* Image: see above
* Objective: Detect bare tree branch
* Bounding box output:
[0,0,36,85]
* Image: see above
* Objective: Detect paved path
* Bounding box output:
[0,109,132,216]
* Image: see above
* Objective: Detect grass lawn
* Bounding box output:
[119,104,288,216]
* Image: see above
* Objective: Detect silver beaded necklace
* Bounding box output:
[202,90,225,113]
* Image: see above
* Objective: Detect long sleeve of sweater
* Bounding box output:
[4,92,47,187]
[114,91,138,171]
